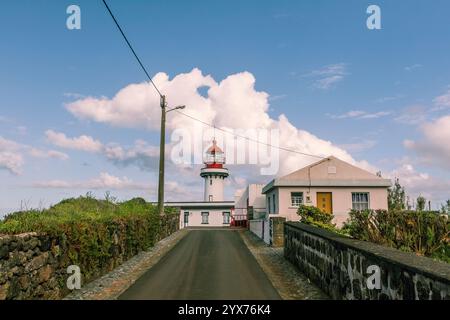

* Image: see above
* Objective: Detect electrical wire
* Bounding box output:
[175,110,326,160]
[101,0,326,160]
[102,0,162,97]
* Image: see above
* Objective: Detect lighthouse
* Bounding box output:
[200,139,229,202]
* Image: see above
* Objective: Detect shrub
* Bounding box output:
[296,205,341,233]
[0,196,180,285]
[342,209,450,262]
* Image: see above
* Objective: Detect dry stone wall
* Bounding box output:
[0,233,64,299]
[0,214,179,300]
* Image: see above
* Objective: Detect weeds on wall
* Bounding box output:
[342,209,450,263]
[296,205,449,263]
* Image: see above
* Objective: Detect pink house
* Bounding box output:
[262,156,391,226]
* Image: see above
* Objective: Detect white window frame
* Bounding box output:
[183,211,189,226]
[201,212,209,224]
[223,211,230,224]
[291,192,303,207]
[272,194,276,214]
[352,192,370,211]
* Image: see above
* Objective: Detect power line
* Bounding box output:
[101,0,162,97]
[101,0,325,161]
[175,110,326,160]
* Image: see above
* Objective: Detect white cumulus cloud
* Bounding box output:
[31,173,191,199]
[32,172,148,190]
[0,142,24,175]
[1,137,67,175]
[45,130,161,171]
[404,115,450,169]
[433,88,450,111]
[28,148,69,160]
[45,130,103,153]
[64,68,378,179]
[388,163,450,206]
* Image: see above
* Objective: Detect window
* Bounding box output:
[291,192,303,207]
[201,212,209,224]
[208,195,213,202]
[223,212,230,224]
[210,178,212,185]
[272,194,276,213]
[352,193,369,211]
[268,196,271,214]
[183,212,189,227]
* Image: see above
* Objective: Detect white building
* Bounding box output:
[234,184,270,242]
[169,201,234,228]
[234,184,266,219]
[171,139,241,228]
[171,144,390,243]
[262,156,390,226]
[238,156,391,244]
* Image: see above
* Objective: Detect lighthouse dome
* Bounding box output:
[201,139,229,201]
[204,139,225,167]
[206,139,224,154]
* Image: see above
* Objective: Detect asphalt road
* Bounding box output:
[119,229,281,300]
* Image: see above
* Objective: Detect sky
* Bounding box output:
[1,0,450,215]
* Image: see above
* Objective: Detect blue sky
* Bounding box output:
[1,0,450,215]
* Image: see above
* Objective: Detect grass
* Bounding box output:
[0,195,179,290]
[0,196,174,235]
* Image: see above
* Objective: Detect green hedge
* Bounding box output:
[296,205,449,263]
[0,196,179,283]
[342,209,450,263]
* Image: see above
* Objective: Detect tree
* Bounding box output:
[388,178,406,210]
[416,195,426,211]
[441,200,450,215]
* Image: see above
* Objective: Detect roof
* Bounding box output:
[262,156,391,193]
[164,201,235,209]
[206,139,223,154]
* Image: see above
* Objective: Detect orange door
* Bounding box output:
[317,192,332,214]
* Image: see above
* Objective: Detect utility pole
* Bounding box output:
[157,96,185,216]
[157,95,166,216]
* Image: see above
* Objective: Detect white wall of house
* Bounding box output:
[179,208,232,228]
[234,184,266,218]
[270,187,388,226]
[250,184,267,218]
[262,156,390,227]
[265,189,279,216]
[234,189,248,216]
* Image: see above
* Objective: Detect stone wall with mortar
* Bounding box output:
[270,217,286,247]
[284,222,450,300]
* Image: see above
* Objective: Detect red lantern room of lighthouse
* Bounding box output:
[200,139,229,202]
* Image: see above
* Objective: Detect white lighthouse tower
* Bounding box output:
[200,139,229,202]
